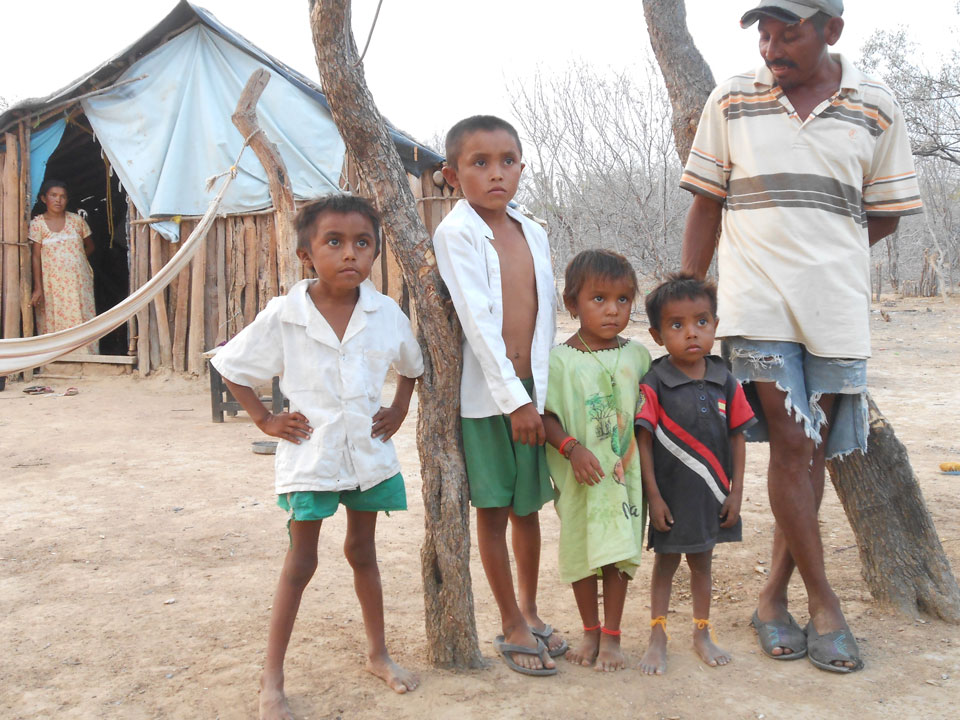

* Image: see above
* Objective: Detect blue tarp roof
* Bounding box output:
[0,1,442,177]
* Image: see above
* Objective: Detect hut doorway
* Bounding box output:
[33,113,129,355]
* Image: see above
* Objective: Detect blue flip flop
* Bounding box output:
[751,610,807,660]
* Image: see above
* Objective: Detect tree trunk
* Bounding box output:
[644,0,960,621]
[827,397,960,621]
[309,0,483,667]
[641,0,715,165]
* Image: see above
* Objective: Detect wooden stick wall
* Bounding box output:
[2,142,448,376]
[0,125,33,346]
[125,204,290,375]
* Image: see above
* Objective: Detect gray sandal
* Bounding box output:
[805,622,864,673]
[493,636,557,676]
[531,624,569,658]
[751,610,807,660]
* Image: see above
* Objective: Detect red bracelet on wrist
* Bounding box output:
[558,436,578,458]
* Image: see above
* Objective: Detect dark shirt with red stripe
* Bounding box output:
[635,355,756,554]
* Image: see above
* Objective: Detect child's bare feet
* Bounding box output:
[693,623,731,667]
[566,626,600,666]
[366,653,420,694]
[595,631,626,672]
[259,672,293,720]
[639,626,668,675]
[367,653,420,695]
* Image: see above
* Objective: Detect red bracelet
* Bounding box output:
[558,436,578,458]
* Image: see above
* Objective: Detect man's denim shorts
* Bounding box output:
[722,338,869,460]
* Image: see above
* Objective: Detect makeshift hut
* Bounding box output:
[0,0,459,376]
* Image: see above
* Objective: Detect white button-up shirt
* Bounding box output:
[211,279,424,494]
[433,199,556,418]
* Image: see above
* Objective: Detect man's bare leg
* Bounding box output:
[754,386,855,668]
[477,507,554,671]
[260,519,322,720]
[511,510,565,654]
[758,403,830,656]
[344,509,419,693]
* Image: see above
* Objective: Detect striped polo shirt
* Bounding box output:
[681,54,922,359]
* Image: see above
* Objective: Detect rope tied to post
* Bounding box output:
[204,129,263,192]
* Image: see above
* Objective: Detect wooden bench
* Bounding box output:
[203,347,286,423]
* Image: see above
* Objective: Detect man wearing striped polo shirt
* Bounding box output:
[680,0,922,673]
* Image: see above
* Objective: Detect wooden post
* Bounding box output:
[231,69,299,295]
[150,229,173,368]
[204,218,219,350]
[228,217,245,337]
[267,214,279,299]
[243,215,257,323]
[2,133,21,341]
[187,220,205,374]
[215,219,227,346]
[136,222,151,376]
[18,122,32,338]
[172,222,191,372]
[256,214,272,311]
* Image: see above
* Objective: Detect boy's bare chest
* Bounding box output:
[488,227,535,289]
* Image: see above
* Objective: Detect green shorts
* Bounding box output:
[277,473,407,522]
[461,378,555,517]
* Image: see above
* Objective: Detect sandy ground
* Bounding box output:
[2,296,960,720]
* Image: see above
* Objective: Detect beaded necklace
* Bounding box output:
[576,332,627,480]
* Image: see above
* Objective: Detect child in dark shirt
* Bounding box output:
[635,274,756,674]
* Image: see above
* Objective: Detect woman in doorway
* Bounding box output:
[28,178,98,353]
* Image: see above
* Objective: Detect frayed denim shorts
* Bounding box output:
[721,338,869,460]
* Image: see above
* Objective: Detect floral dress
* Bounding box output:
[28,213,98,353]
[545,340,651,584]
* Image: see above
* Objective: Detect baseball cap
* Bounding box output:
[740,0,843,28]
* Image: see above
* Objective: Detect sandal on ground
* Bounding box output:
[530,624,569,657]
[493,636,557,676]
[804,621,864,673]
[23,385,54,395]
[750,609,807,660]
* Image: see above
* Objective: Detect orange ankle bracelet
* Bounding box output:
[583,623,601,632]
[601,626,621,636]
[650,615,670,639]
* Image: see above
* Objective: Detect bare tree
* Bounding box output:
[642,0,715,165]
[309,0,482,667]
[644,0,960,622]
[510,61,688,284]
[859,30,959,295]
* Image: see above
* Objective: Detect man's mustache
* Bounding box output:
[766,60,798,70]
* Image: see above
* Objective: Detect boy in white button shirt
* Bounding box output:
[212,195,423,716]
[434,115,565,675]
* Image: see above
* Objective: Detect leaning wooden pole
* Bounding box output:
[231,69,299,296]
[827,399,960,620]
[311,0,482,668]
[643,0,960,622]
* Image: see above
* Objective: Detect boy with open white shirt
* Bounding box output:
[434,115,565,676]
[212,195,423,716]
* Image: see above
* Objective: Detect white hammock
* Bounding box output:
[0,157,245,375]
